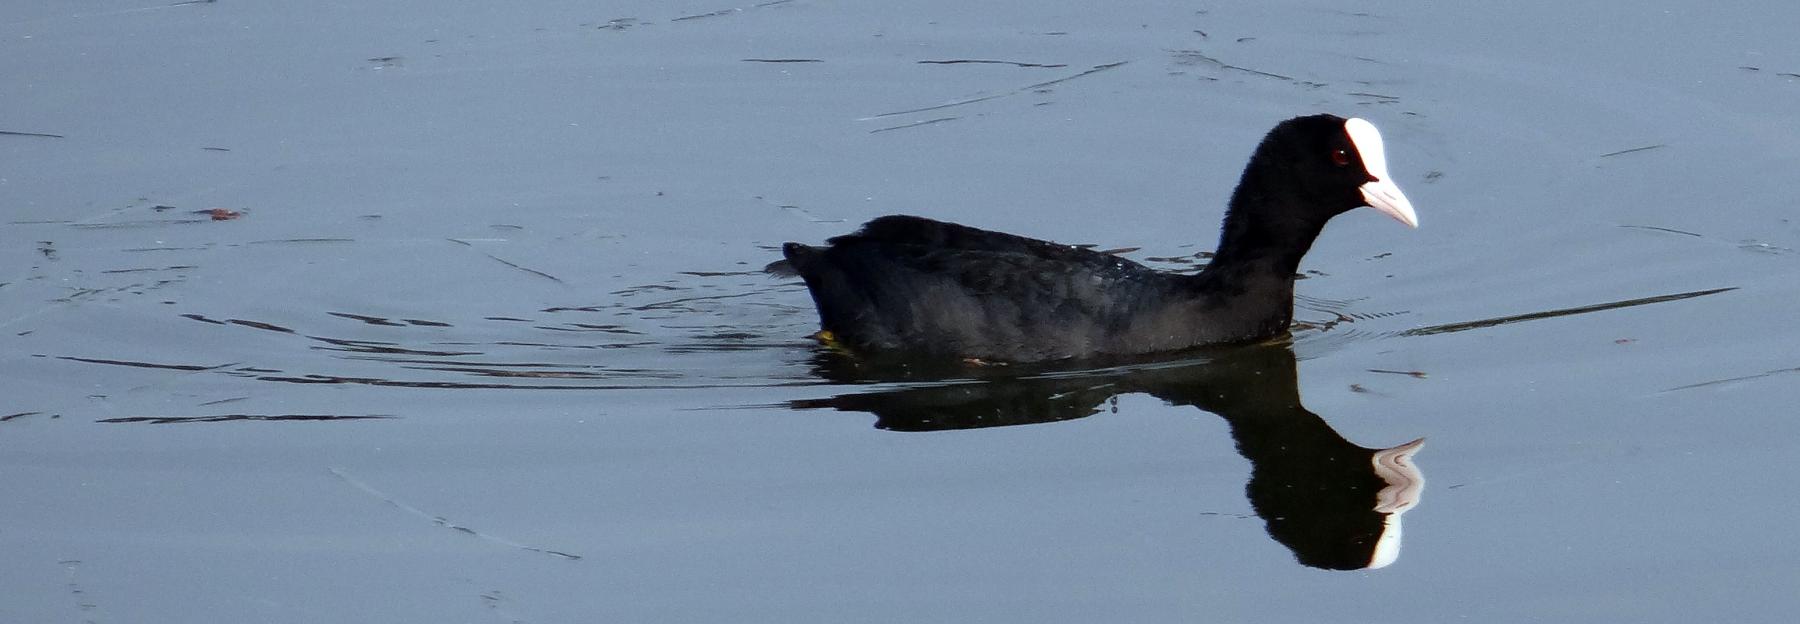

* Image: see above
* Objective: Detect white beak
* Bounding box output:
[1345,118,1419,228]
[1361,178,1418,228]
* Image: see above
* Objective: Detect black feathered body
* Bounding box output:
[783,216,1300,362]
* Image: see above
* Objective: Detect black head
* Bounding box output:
[1245,114,1418,229]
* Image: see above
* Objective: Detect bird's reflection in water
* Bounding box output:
[791,343,1425,571]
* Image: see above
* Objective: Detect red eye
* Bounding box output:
[1330,149,1351,166]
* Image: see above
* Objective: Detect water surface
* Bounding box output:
[4,1,1798,622]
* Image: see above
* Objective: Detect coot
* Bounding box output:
[782,114,1418,362]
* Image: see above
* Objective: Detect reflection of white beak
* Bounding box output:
[1368,437,1426,569]
[1345,118,1420,228]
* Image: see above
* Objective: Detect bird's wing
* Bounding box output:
[832,215,1149,273]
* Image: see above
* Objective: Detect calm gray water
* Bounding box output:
[4,1,1798,622]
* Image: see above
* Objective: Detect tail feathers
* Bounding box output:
[782,242,814,258]
[774,242,822,276]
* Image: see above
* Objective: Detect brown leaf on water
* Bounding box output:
[208,208,242,221]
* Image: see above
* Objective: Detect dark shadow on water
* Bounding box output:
[1398,286,1735,337]
[97,414,396,424]
[790,343,1426,571]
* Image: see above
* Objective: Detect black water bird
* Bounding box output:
[781,114,1418,362]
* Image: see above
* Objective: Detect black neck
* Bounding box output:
[1206,162,1330,277]
[1186,157,1333,336]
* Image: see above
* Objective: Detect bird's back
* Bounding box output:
[784,216,1198,361]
